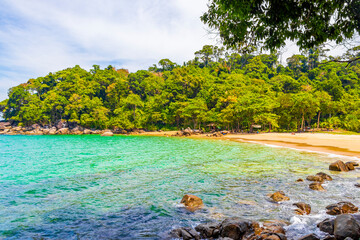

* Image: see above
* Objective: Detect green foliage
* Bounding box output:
[1,45,360,133]
[201,0,360,51]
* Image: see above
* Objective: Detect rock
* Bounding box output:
[57,128,69,135]
[195,222,220,238]
[334,214,360,240]
[0,122,10,130]
[101,131,114,137]
[31,123,41,130]
[315,172,333,181]
[42,129,50,135]
[329,160,349,172]
[306,175,324,182]
[262,222,286,235]
[170,227,200,240]
[309,182,325,191]
[346,161,359,167]
[259,232,287,240]
[297,233,320,240]
[180,194,203,211]
[55,120,67,130]
[296,178,304,182]
[293,202,311,215]
[326,202,358,215]
[48,127,57,135]
[317,218,335,235]
[220,218,253,240]
[83,129,92,134]
[355,183,360,188]
[345,162,355,171]
[269,191,290,202]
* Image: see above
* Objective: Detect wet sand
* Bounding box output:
[138,131,360,158]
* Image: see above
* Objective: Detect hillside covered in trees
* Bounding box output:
[1,45,360,132]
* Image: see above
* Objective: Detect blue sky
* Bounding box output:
[0,0,219,101]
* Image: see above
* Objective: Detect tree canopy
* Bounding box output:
[201,0,360,51]
[1,46,360,132]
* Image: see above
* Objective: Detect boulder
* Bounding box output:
[0,122,10,130]
[297,233,320,240]
[259,232,287,240]
[170,227,200,240]
[180,194,203,211]
[355,183,360,188]
[57,128,69,135]
[262,222,286,235]
[306,175,324,182]
[55,120,67,130]
[101,131,114,137]
[42,129,50,135]
[220,218,253,239]
[346,161,359,167]
[293,202,311,215]
[296,178,304,182]
[329,160,349,172]
[326,202,358,215]
[317,218,334,235]
[334,214,360,240]
[48,127,57,135]
[345,162,355,171]
[316,172,333,181]
[83,129,92,135]
[195,222,220,239]
[269,191,290,202]
[309,182,325,191]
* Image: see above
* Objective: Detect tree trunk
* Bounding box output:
[317,112,321,129]
[269,122,271,132]
[301,115,305,131]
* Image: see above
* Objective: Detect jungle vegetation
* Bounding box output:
[1,45,360,132]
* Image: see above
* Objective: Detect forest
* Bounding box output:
[1,45,360,132]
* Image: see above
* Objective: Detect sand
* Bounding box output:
[137,131,360,158]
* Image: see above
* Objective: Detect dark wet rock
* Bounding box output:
[306,175,324,182]
[195,222,220,238]
[220,217,253,239]
[322,237,336,240]
[345,162,355,171]
[269,191,290,202]
[346,161,359,167]
[180,194,203,211]
[354,183,360,188]
[297,233,320,240]
[293,202,311,215]
[309,182,325,191]
[326,202,358,215]
[316,172,333,181]
[317,218,335,234]
[170,227,200,240]
[334,214,360,240]
[260,232,287,240]
[296,178,304,182]
[329,160,349,172]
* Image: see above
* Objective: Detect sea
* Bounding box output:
[0,135,359,239]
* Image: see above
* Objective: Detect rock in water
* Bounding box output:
[170,227,200,240]
[315,172,333,181]
[329,160,349,172]
[293,202,311,215]
[297,233,320,240]
[309,182,325,191]
[269,191,290,202]
[345,162,355,170]
[220,218,253,239]
[326,202,358,215]
[306,175,324,182]
[317,218,335,235]
[195,222,220,239]
[180,194,203,211]
[334,214,360,240]
[101,131,114,137]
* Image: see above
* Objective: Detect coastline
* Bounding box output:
[138,131,360,160]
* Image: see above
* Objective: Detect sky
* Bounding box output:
[0,0,220,101]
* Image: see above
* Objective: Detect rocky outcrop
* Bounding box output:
[326,202,358,215]
[170,227,200,240]
[269,191,290,202]
[334,214,360,240]
[219,218,254,239]
[180,194,203,211]
[57,128,69,135]
[195,222,220,239]
[309,182,325,191]
[297,233,320,240]
[317,218,335,235]
[329,161,350,172]
[101,131,114,137]
[293,202,311,215]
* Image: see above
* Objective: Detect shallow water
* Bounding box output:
[0,135,359,239]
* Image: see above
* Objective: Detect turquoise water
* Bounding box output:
[0,135,359,239]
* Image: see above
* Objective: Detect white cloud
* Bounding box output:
[0,0,216,100]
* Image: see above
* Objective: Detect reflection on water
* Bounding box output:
[0,135,358,239]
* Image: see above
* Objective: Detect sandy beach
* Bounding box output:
[139,131,360,159]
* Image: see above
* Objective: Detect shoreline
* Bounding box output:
[139,131,360,160]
